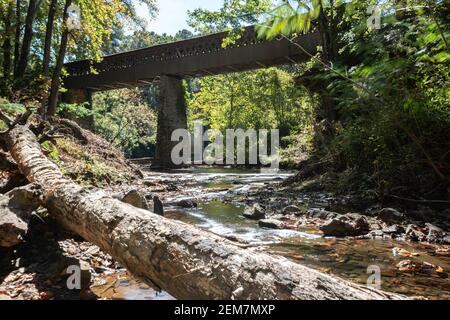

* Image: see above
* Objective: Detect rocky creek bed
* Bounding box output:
[1,166,449,300]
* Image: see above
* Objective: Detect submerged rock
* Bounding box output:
[377,208,404,224]
[243,203,265,220]
[258,219,283,229]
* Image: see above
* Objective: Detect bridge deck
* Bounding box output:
[63,27,321,91]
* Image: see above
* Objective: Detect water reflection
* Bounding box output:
[100,167,449,300]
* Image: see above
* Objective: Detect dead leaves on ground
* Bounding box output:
[392,247,423,257]
[396,259,445,274]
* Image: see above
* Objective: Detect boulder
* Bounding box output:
[320,215,370,237]
[243,203,265,220]
[258,219,283,229]
[366,230,385,239]
[425,223,447,244]
[176,199,198,208]
[281,205,302,215]
[382,225,405,235]
[121,190,149,210]
[320,219,356,237]
[142,180,158,187]
[153,196,164,216]
[377,208,404,224]
[405,224,426,242]
[443,235,450,245]
[307,209,339,220]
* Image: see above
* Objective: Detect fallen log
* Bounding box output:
[0,184,42,247]
[1,123,407,300]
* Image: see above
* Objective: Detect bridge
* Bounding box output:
[62,26,321,166]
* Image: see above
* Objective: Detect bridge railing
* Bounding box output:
[65,26,266,78]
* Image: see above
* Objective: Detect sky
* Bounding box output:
[136,0,224,35]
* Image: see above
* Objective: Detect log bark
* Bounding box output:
[0,184,42,247]
[1,123,407,300]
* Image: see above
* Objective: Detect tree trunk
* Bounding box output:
[15,0,41,81]
[42,0,57,77]
[0,122,406,300]
[13,0,21,76]
[2,2,13,85]
[40,0,58,113]
[0,184,42,247]
[47,0,72,116]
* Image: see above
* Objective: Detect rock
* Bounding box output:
[121,190,149,210]
[366,230,385,239]
[243,203,265,220]
[425,223,447,244]
[143,180,158,187]
[320,219,356,237]
[307,208,338,220]
[405,224,426,242]
[382,225,405,235]
[377,208,404,224]
[258,219,283,229]
[354,216,370,232]
[320,215,369,237]
[281,205,302,215]
[176,199,198,208]
[443,235,450,245]
[111,192,124,200]
[153,196,164,216]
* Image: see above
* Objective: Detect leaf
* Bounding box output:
[392,247,422,257]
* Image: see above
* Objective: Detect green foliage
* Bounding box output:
[92,88,157,157]
[41,140,60,161]
[188,68,316,137]
[56,138,129,187]
[256,0,323,39]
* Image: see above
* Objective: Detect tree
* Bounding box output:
[13,0,21,74]
[15,0,42,81]
[42,0,58,79]
[0,0,14,94]
[47,0,72,116]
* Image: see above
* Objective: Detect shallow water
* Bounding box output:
[97,167,450,300]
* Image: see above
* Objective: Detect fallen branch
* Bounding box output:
[0,121,407,300]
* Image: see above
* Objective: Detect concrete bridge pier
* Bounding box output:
[154,75,188,167]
